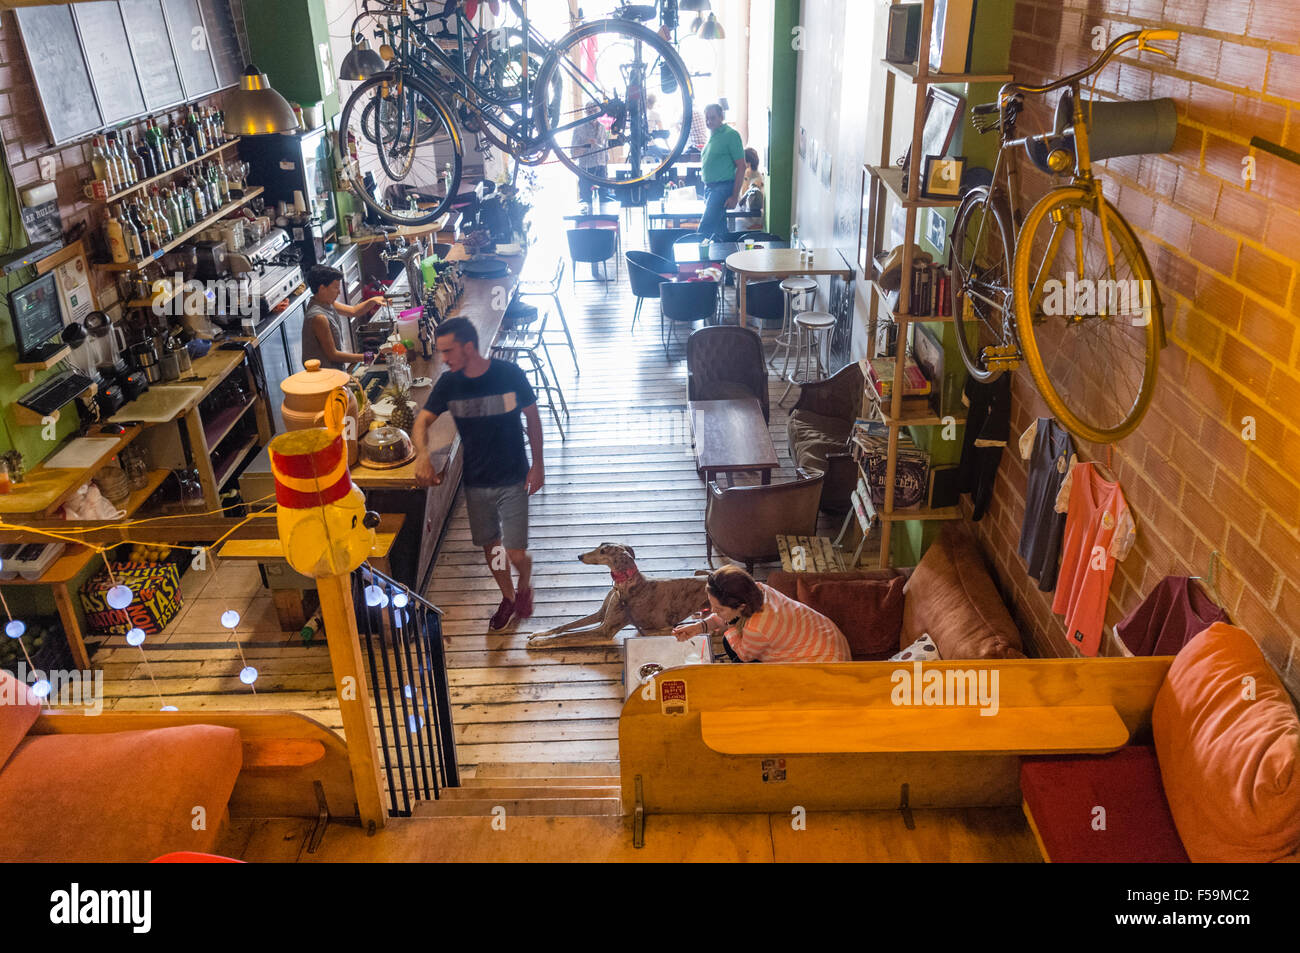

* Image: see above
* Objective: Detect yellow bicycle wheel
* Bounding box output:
[1011,186,1161,444]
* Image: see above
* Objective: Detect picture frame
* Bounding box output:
[921,155,966,199]
[899,86,966,194]
[857,164,872,274]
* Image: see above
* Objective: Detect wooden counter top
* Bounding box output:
[0,426,144,518]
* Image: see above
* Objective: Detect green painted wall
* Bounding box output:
[245,0,340,121]
[766,0,800,238]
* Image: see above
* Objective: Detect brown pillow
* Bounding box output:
[796,577,906,660]
[901,525,1024,659]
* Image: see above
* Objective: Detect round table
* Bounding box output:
[724,248,855,327]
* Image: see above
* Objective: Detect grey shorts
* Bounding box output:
[465,481,529,550]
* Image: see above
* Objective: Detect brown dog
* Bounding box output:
[526,543,709,648]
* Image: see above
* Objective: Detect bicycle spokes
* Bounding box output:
[952,189,1018,381]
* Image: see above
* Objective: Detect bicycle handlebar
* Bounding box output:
[1005,28,1178,97]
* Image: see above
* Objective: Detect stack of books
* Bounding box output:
[907,262,953,317]
[849,419,931,509]
[860,355,933,417]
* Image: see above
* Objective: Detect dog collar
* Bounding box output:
[611,566,640,584]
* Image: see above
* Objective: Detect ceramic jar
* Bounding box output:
[280,359,360,465]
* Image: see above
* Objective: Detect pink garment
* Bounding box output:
[1051,462,1135,657]
[706,583,851,663]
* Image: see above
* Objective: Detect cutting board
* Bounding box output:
[110,386,203,424]
[41,437,123,470]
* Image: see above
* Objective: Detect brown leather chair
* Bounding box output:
[786,361,864,512]
[686,325,769,422]
[705,469,824,573]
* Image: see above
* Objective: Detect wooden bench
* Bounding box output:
[700,705,1131,756]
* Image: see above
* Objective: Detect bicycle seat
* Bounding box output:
[617,4,657,21]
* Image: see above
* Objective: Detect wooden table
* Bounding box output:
[0,545,98,669]
[688,398,778,486]
[724,248,855,327]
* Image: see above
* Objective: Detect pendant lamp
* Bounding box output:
[340,36,385,82]
[223,65,299,136]
[698,12,726,40]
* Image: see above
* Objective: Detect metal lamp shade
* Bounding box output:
[224,65,299,135]
[340,38,385,82]
[680,0,711,10]
[698,12,725,39]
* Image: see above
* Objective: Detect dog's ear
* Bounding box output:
[623,544,636,559]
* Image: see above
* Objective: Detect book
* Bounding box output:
[861,355,932,398]
[929,0,978,74]
[912,323,948,418]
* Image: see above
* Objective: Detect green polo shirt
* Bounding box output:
[700,122,744,185]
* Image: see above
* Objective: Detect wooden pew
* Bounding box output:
[32,710,357,820]
[619,657,1174,818]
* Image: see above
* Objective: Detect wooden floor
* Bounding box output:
[220,807,1039,863]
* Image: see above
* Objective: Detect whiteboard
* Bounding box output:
[13,5,102,145]
[164,0,219,99]
[198,0,244,89]
[120,0,186,110]
[74,2,146,125]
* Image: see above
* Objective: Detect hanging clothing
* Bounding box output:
[1115,576,1229,656]
[1051,461,1136,657]
[1018,418,1076,592]
[957,373,1011,521]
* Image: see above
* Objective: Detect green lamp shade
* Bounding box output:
[698,12,725,39]
[340,38,385,82]
[224,65,299,136]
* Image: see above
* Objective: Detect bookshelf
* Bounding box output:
[860,0,1012,567]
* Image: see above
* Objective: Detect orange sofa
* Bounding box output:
[0,671,242,862]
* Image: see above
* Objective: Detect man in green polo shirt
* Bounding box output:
[696,103,746,239]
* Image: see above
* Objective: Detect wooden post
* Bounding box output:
[316,572,386,830]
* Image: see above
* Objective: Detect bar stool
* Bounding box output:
[516,258,579,375]
[492,310,569,439]
[770,276,817,373]
[780,310,837,405]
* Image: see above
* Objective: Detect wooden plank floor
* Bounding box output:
[426,197,859,770]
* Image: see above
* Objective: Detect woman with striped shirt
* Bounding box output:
[672,565,851,663]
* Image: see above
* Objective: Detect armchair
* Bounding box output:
[705,469,824,573]
[786,361,864,512]
[686,325,769,422]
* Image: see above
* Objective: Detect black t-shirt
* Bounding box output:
[425,359,536,487]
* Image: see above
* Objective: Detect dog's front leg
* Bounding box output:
[527,590,629,647]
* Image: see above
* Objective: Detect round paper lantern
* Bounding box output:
[160,705,178,712]
[126,627,146,646]
[239,666,259,685]
[221,610,241,629]
[106,584,133,610]
[392,591,409,609]
[30,679,51,699]
[5,619,26,639]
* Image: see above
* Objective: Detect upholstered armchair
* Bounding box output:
[786,361,864,512]
[686,325,769,422]
[705,469,824,573]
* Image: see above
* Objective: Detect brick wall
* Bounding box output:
[974,0,1300,688]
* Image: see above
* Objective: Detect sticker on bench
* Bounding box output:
[660,679,688,715]
[762,758,787,783]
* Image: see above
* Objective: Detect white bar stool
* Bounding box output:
[770,276,817,373]
[780,310,836,405]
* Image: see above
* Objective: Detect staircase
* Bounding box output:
[413,762,623,817]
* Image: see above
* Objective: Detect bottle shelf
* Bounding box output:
[102,137,242,206]
[100,186,264,272]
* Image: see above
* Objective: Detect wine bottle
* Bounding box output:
[90,136,116,194]
[120,212,143,260]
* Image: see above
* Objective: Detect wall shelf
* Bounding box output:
[867,165,962,209]
[203,395,259,450]
[15,346,72,383]
[103,137,242,205]
[98,186,264,272]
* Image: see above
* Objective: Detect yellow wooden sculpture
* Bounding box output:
[270,387,376,578]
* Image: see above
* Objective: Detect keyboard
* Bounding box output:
[19,371,95,417]
[0,542,65,581]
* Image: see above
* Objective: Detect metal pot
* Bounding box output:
[130,340,161,384]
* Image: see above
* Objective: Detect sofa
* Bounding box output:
[0,671,243,862]
[1021,622,1300,863]
[786,361,863,512]
[768,522,1026,662]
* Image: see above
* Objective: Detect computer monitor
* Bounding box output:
[8,271,63,361]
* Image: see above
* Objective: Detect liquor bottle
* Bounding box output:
[149,191,172,244]
[146,117,168,172]
[106,211,129,263]
[216,161,231,203]
[191,109,207,153]
[110,132,136,186]
[205,163,221,211]
[189,178,208,220]
[90,136,117,194]
[103,133,126,188]
[176,185,196,229]
[133,128,156,179]
[127,203,152,255]
[118,209,143,259]
[161,188,184,237]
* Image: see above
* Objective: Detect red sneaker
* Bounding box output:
[514,587,534,620]
[489,597,515,631]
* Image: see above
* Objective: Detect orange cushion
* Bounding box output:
[1153,623,1300,862]
[797,577,905,661]
[0,671,41,770]
[0,725,242,862]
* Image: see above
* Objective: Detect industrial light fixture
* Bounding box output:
[340,35,385,82]
[223,65,299,135]
[680,0,711,10]
[698,12,725,39]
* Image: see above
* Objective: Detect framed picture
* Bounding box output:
[819,147,833,188]
[857,164,872,274]
[921,155,966,198]
[899,86,966,193]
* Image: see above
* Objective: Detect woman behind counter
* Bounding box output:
[673,564,851,663]
[301,264,386,370]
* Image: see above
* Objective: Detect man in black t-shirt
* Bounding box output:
[413,317,545,631]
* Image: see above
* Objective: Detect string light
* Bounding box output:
[364,585,387,608]
[5,619,25,639]
[221,608,257,693]
[126,627,146,647]
[105,585,133,610]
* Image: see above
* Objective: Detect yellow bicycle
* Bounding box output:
[950,28,1177,444]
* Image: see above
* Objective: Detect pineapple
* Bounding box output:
[384,381,415,435]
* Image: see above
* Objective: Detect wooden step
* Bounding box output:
[460,776,622,788]
[468,761,621,778]
[413,796,623,817]
[440,785,618,800]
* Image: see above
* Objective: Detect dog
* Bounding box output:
[526,543,710,648]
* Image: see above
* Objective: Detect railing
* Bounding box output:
[352,564,459,816]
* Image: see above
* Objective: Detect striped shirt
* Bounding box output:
[707,583,851,663]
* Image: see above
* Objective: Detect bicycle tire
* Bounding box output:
[339,71,464,227]
[533,19,693,188]
[465,26,558,160]
[950,186,1016,383]
[1012,185,1161,443]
